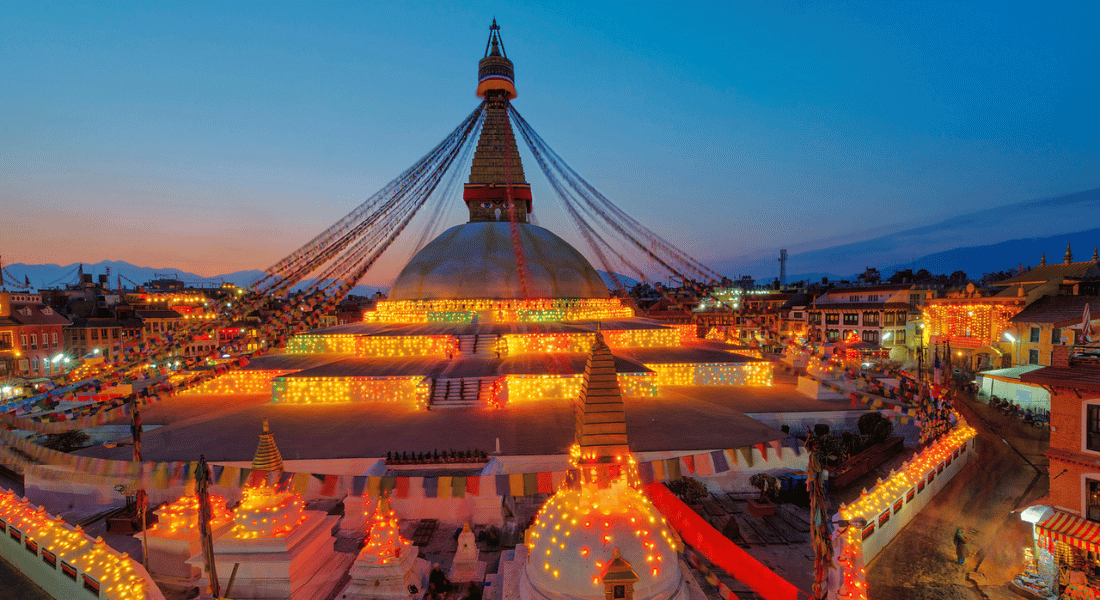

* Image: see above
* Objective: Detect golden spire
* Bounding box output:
[1066,243,1073,264]
[575,331,630,464]
[1040,252,1046,265]
[252,417,284,473]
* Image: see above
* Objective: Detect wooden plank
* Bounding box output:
[776,504,811,532]
[762,513,805,544]
[730,513,767,545]
[713,493,739,514]
[723,493,745,514]
[701,497,726,517]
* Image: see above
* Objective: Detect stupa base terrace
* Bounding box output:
[185,316,773,408]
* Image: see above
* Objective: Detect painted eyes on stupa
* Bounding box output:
[479,201,514,208]
[480,202,494,209]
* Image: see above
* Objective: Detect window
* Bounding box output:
[1028,349,1040,365]
[843,313,859,325]
[78,329,86,341]
[1029,327,1041,343]
[31,359,38,373]
[614,585,626,599]
[884,312,896,326]
[895,330,906,344]
[826,329,840,342]
[808,312,822,325]
[29,334,37,350]
[825,313,839,325]
[863,312,879,326]
[910,293,923,305]
[867,294,879,302]
[849,295,860,302]
[897,312,907,325]
[51,332,57,347]
[1088,405,1100,453]
[1089,479,1100,522]
[20,334,27,348]
[1052,327,1062,345]
[792,312,803,319]
[90,329,99,340]
[862,330,879,344]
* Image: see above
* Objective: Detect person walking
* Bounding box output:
[953,527,969,565]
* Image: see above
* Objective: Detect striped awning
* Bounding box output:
[1037,512,1100,553]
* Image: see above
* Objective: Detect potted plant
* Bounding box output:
[748,473,780,516]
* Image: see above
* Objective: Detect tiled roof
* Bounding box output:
[978,365,1045,380]
[135,309,183,319]
[993,261,1100,287]
[1009,295,1100,325]
[1020,365,1100,393]
[820,284,914,294]
[7,303,70,326]
[808,302,913,311]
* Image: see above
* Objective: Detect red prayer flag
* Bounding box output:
[321,474,339,496]
[537,471,552,494]
[395,477,410,499]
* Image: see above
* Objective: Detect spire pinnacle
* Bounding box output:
[575,331,630,465]
[1040,252,1046,265]
[1093,247,1098,261]
[252,417,284,473]
[1066,243,1074,264]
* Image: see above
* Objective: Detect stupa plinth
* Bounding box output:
[140,492,233,583]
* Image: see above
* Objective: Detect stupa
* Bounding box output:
[187,421,350,599]
[342,496,427,600]
[449,522,486,583]
[510,333,687,600]
[195,21,771,410]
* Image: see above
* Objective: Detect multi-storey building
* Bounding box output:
[1008,296,1100,367]
[806,284,927,359]
[923,287,1027,372]
[1018,346,1100,593]
[0,292,70,378]
[64,317,144,362]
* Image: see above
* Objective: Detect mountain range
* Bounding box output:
[1,259,638,296]
[713,187,1100,283]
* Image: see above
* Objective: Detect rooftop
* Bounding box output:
[993,260,1100,287]
[1009,295,1100,326]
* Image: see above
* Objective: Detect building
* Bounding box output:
[64,317,144,362]
[807,284,926,360]
[1016,346,1100,595]
[990,245,1100,302]
[0,292,70,378]
[1007,295,1100,367]
[923,286,1027,372]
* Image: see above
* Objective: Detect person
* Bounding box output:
[462,582,482,600]
[954,527,968,565]
[429,563,452,597]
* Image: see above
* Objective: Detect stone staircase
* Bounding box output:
[428,376,498,409]
[455,334,503,358]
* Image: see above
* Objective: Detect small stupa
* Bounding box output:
[343,496,426,600]
[449,522,486,582]
[187,419,350,600]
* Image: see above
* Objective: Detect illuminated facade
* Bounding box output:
[922,295,1026,371]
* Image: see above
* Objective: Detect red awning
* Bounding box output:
[1038,512,1100,553]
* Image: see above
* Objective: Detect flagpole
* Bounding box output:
[197,455,221,598]
[131,398,149,571]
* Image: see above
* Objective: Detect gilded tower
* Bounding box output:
[464,20,532,223]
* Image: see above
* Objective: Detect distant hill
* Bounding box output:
[2,260,639,297]
[1,260,386,296]
[716,187,1100,281]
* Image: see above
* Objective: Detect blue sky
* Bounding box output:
[2,1,1097,283]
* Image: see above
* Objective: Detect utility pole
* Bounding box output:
[197,455,220,598]
[778,249,788,288]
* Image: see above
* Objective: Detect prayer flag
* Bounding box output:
[395,476,410,499]
[710,450,729,473]
[523,472,538,496]
[451,476,466,498]
[438,476,453,499]
[537,471,553,494]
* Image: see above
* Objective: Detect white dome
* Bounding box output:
[523,481,682,600]
[388,222,610,301]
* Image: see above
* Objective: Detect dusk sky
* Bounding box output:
[3,2,1097,285]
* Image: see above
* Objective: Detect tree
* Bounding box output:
[914,269,933,283]
[858,412,895,443]
[857,267,881,284]
[40,430,91,453]
[948,270,969,287]
[888,269,913,284]
[666,477,708,504]
[749,472,780,502]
